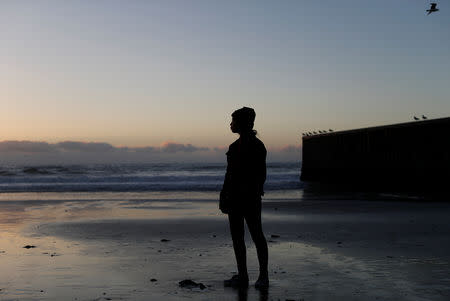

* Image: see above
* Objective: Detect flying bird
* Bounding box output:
[426,3,439,15]
[422,115,428,120]
[414,116,420,121]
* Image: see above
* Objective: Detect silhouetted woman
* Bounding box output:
[220,107,269,289]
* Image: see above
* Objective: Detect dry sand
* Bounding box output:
[0,191,449,300]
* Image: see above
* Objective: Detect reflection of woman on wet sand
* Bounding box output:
[220,107,269,289]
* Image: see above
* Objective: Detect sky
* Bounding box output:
[1,0,449,163]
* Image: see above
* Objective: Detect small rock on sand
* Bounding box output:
[160,239,170,242]
[23,245,36,249]
[179,279,206,290]
[150,278,157,282]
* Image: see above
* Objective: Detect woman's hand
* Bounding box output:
[219,190,230,214]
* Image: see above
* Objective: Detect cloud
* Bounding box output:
[0,140,209,154]
[0,141,56,153]
[279,144,302,153]
[213,146,228,152]
[160,142,209,153]
[0,140,302,164]
[122,146,159,153]
[56,141,115,152]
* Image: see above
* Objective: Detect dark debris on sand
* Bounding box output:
[179,279,206,290]
[23,245,36,249]
[160,239,170,242]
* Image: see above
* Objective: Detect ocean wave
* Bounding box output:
[0,162,301,193]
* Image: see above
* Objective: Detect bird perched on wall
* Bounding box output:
[414,116,420,121]
[426,3,439,15]
[422,115,428,120]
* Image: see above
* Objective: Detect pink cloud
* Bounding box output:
[279,144,302,153]
[160,142,209,153]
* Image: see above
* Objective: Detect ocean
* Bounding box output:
[0,162,302,194]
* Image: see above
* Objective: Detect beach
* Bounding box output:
[3,1,450,299]
[1,188,449,301]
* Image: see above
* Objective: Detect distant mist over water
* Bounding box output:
[0,141,301,164]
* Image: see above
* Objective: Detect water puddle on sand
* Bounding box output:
[267,241,450,300]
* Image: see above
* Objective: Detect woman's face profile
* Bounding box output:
[230,118,239,133]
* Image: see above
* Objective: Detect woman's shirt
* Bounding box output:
[221,134,267,210]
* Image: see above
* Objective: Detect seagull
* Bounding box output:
[422,115,428,120]
[427,3,439,15]
[414,116,420,121]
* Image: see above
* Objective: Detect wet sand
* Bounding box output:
[0,191,449,300]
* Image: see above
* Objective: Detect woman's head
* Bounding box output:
[230,107,256,135]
